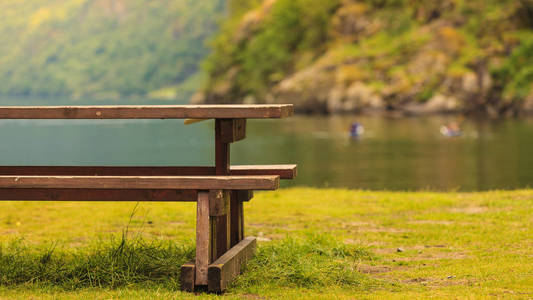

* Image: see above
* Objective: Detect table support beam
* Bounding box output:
[208,237,257,293]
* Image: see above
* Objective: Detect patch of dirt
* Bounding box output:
[425,244,447,248]
[342,221,370,226]
[449,206,488,214]
[402,277,475,287]
[409,220,455,225]
[241,294,267,300]
[391,251,468,261]
[248,222,292,229]
[373,245,468,261]
[403,277,428,283]
[340,222,410,233]
[168,221,185,226]
[357,264,392,274]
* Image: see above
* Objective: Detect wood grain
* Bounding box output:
[0,188,197,202]
[230,191,244,247]
[180,260,196,292]
[0,105,294,119]
[213,120,231,262]
[0,175,279,190]
[195,191,210,286]
[230,164,297,179]
[209,190,229,216]
[0,165,297,179]
[208,237,257,293]
[219,119,246,143]
[215,120,230,175]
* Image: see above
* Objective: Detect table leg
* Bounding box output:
[194,191,210,286]
[209,190,230,261]
[230,191,244,247]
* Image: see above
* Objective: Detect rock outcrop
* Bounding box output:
[197,0,533,116]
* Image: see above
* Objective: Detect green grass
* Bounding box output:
[0,188,531,299]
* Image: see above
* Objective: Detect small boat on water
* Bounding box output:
[440,122,462,137]
[349,122,364,138]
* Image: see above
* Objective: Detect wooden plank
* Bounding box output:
[195,191,210,286]
[215,120,230,175]
[213,121,231,261]
[0,175,280,190]
[0,166,215,176]
[0,188,197,202]
[230,191,244,247]
[230,164,297,179]
[208,237,257,293]
[219,119,246,143]
[0,165,297,179]
[184,118,208,125]
[211,212,230,262]
[209,190,229,216]
[0,105,294,119]
[180,260,196,292]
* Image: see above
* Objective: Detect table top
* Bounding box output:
[0,104,293,119]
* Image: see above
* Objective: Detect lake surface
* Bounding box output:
[0,97,532,191]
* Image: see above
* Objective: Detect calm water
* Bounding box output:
[0,98,532,191]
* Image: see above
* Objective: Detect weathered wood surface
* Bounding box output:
[180,260,196,292]
[0,188,197,202]
[230,191,244,247]
[214,120,231,261]
[196,192,210,286]
[0,165,297,179]
[215,119,230,175]
[0,105,293,119]
[211,213,231,262]
[0,175,279,190]
[0,189,255,202]
[230,164,297,179]
[219,119,246,143]
[208,237,257,293]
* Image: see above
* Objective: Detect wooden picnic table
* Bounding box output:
[0,104,296,292]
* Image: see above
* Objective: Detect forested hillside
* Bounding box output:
[0,0,223,99]
[198,0,533,116]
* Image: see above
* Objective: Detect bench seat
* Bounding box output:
[0,175,279,191]
[0,165,297,179]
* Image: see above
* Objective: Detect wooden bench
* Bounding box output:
[0,105,296,293]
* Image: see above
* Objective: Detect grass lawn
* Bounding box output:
[0,188,531,299]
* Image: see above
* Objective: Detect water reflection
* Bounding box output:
[0,107,531,191]
[233,116,533,191]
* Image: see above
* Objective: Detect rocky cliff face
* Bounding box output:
[196,0,533,116]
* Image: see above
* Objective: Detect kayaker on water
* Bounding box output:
[350,122,364,138]
[440,121,462,137]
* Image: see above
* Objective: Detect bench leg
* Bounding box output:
[181,190,231,290]
[230,191,244,246]
[210,190,230,262]
[180,260,196,292]
[194,191,211,286]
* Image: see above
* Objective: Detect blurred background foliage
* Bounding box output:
[1,0,532,115]
[200,0,533,116]
[0,0,223,99]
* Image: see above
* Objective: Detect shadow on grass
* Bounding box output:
[0,233,377,292]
